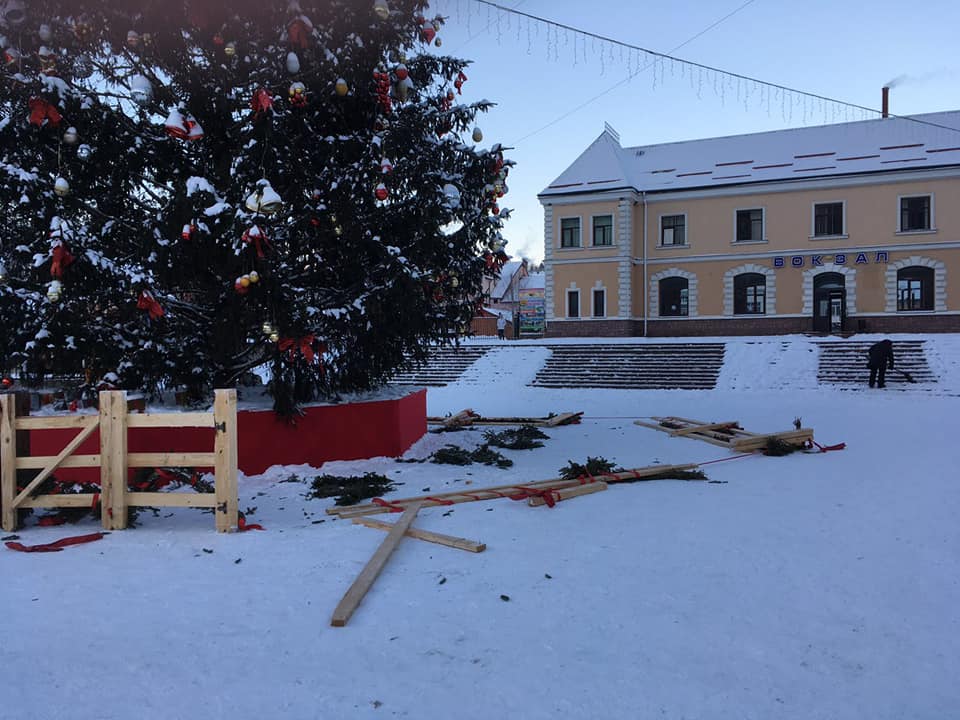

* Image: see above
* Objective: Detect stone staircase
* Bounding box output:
[529,343,726,389]
[388,345,490,386]
[815,340,937,387]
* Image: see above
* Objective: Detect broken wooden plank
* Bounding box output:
[352,516,486,553]
[331,501,423,627]
[730,428,814,452]
[669,420,740,437]
[528,481,607,507]
[329,464,704,519]
[542,412,584,427]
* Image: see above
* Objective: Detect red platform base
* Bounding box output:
[29,389,427,482]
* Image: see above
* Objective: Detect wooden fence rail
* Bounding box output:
[0,389,238,533]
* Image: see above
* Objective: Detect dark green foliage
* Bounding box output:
[558,456,622,481]
[309,472,397,506]
[0,1,511,414]
[482,424,548,450]
[430,444,474,466]
[763,438,805,456]
[430,443,512,468]
[468,445,513,469]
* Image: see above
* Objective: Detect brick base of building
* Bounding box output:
[546,315,960,337]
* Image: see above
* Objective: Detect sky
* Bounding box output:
[426,0,960,263]
[4,333,959,719]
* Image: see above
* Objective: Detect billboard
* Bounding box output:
[518,288,545,334]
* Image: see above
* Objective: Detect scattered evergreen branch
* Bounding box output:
[430,443,513,468]
[483,425,548,450]
[763,438,805,456]
[308,473,398,506]
[558,456,623,481]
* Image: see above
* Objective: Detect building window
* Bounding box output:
[567,289,580,318]
[592,288,606,317]
[735,208,764,242]
[899,195,931,232]
[813,202,844,237]
[659,277,688,316]
[733,273,766,314]
[660,214,686,246]
[592,215,613,246]
[560,218,581,248]
[897,266,934,311]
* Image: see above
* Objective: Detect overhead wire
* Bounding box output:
[466,0,960,139]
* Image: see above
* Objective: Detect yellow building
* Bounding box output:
[539,114,960,336]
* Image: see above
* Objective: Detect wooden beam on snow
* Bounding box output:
[330,501,423,627]
[352,516,486,553]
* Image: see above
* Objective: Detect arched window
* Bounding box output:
[659,277,688,317]
[733,273,766,314]
[897,266,934,311]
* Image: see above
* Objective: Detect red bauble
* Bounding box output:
[375,184,388,201]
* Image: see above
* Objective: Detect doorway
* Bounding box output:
[813,273,846,333]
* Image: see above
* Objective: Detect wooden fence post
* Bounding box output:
[99,390,128,530]
[213,389,238,533]
[1,394,17,532]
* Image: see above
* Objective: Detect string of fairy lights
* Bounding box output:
[431,0,960,139]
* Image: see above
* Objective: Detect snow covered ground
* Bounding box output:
[3,334,959,720]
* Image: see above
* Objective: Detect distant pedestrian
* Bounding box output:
[496,314,507,340]
[867,339,895,388]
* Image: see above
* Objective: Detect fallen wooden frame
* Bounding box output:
[328,463,701,519]
[331,502,423,627]
[635,415,813,452]
[0,390,238,532]
[352,516,486,553]
[427,410,583,428]
[528,481,607,507]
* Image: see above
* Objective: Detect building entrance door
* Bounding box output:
[813,273,846,333]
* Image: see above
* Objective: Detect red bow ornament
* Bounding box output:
[28,97,62,127]
[250,88,274,118]
[137,291,165,320]
[277,335,321,364]
[50,244,75,279]
[454,71,467,94]
[241,225,271,258]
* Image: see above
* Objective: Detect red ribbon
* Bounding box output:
[237,513,264,532]
[242,227,271,258]
[454,71,468,93]
[137,291,165,320]
[6,532,106,553]
[50,244,75,279]
[250,88,273,117]
[277,335,318,363]
[28,97,62,127]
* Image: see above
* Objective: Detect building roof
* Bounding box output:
[490,260,524,300]
[540,111,960,197]
[520,272,545,290]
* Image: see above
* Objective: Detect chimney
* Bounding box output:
[882,86,890,118]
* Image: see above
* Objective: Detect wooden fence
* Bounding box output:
[0,389,238,533]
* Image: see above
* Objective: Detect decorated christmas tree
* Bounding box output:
[0,0,510,414]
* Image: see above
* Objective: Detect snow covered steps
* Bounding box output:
[530,343,726,389]
[815,340,937,386]
[388,346,490,386]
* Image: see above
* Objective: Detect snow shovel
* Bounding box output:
[890,367,917,383]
